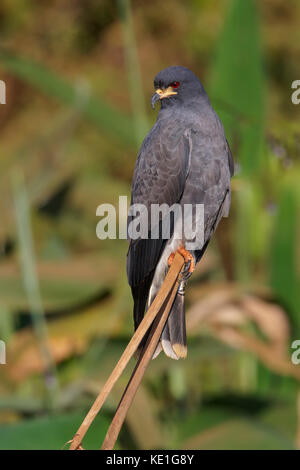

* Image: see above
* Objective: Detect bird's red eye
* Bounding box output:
[170,81,180,89]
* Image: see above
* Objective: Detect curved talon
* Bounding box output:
[168,247,195,281]
[177,247,195,273]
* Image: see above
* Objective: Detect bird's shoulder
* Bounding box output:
[186,107,233,175]
[131,117,192,206]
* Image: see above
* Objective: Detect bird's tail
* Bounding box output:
[153,281,187,360]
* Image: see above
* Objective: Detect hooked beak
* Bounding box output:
[151,87,178,109]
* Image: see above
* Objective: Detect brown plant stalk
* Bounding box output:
[69,252,184,450]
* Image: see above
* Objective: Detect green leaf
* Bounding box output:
[209,0,265,176]
[0,411,109,450]
[176,407,233,444]
[269,181,300,331]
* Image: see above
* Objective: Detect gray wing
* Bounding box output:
[127,119,192,329]
[180,124,233,262]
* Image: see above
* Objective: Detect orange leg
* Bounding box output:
[168,246,195,274]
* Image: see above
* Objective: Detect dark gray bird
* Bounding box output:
[127,66,233,359]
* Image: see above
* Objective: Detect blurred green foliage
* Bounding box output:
[0,0,300,450]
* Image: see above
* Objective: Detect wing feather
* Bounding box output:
[127,120,192,328]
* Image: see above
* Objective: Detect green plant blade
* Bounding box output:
[209,0,265,176]
[0,49,136,148]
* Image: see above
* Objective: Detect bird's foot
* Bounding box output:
[168,247,195,281]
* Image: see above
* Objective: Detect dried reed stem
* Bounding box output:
[69,252,184,450]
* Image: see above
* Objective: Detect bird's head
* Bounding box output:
[151,66,207,109]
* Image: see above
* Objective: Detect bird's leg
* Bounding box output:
[168,246,195,280]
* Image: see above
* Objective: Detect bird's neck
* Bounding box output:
[158,96,210,120]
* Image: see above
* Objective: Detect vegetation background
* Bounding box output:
[0,0,300,450]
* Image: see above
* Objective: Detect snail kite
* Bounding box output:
[127,66,233,359]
